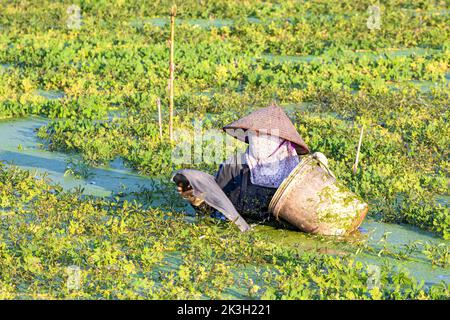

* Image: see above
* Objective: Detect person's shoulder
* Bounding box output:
[215,153,247,184]
[223,152,246,166]
[217,153,247,179]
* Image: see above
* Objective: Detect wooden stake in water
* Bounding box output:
[352,125,364,175]
[157,97,163,140]
[168,5,176,141]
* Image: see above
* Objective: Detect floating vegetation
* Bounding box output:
[0,164,448,299]
[0,0,448,300]
[64,159,93,180]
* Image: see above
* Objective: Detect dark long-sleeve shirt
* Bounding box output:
[195,154,277,222]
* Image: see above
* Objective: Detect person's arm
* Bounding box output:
[175,154,243,216]
[176,157,238,204]
[174,173,205,206]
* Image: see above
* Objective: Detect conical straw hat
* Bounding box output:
[223,105,310,155]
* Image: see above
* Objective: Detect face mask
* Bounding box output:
[245,132,300,188]
[248,133,283,161]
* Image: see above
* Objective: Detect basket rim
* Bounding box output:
[268,155,316,216]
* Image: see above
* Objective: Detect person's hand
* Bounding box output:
[176,186,205,206]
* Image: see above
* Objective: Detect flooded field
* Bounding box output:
[0,117,151,197]
[1,117,447,294]
[0,0,448,300]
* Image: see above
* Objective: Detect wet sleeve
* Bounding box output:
[190,162,240,220]
[189,164,231,218]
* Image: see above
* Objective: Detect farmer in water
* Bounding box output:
[176,105,324,223]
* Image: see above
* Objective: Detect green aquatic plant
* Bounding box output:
[423,243,449,268]
[36,89,449,238]
[1,0,448,121]
[0,163,448,299]
[0,0,448,299]
[64,159,93,180]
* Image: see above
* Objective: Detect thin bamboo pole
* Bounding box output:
[352,125,364,175]
[168,5,176,141]
[157,97,162,140]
